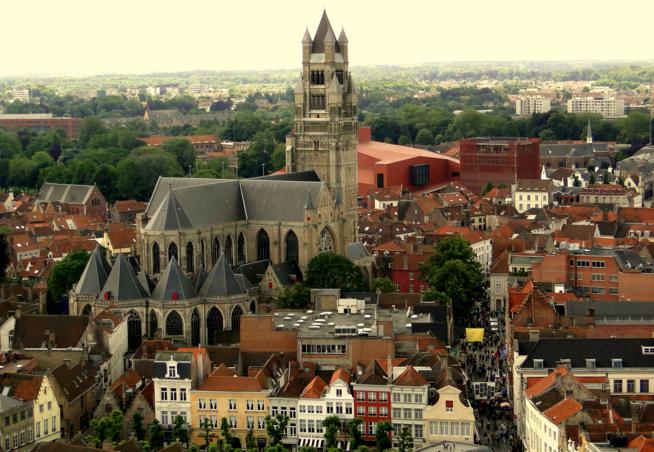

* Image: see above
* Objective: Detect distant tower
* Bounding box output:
[586,118,593,145]
[287,11,358,243]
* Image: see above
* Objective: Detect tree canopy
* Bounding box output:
[306,253,368,292]
[48,250,90,302]
[419,236,483,316]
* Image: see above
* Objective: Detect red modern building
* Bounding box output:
[358,127,460,195]
[459,137,540,194]
[352,361,392,442]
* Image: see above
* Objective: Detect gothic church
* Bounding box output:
[68,12,359,349]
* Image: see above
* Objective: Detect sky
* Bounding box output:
[2,0,654,77]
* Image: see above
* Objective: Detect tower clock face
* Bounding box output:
[317,228,335,253]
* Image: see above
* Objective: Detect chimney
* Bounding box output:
[48,331,56,348]
[289,361,299,381]
[14,306,21,319]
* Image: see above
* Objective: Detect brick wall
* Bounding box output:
[240,316,298,354]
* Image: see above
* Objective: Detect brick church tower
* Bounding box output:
[286,11,358,245]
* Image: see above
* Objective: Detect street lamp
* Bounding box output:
[261,163,266,176]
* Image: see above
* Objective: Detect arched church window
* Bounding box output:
[317,228,335,254]
[186,242,194,273]
[285,230,299,264]
[212,237,221,265]
[165,310,183,336]
[152,242,160,274]
[237,233,246,264]
[257,229,270,261]
[225,236,233,265]
[168,242,178,262]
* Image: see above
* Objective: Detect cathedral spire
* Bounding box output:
[311,9,339,53]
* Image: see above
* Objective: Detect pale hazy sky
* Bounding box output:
[2,0,653,77]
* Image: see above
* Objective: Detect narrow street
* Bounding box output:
[452,293,521,452]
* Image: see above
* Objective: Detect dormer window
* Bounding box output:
[612,359,623,368]
[585,359,596,369]
[533,359,544,369]
[168,365,178,378]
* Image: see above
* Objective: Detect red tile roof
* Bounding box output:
[542,398,583,424]
[524,367,569,398]
[329,368,351,385]
[393,366,428,386]
[300,376,327,399]
[140,135,218,146]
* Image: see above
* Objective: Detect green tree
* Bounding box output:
[246,428,257,449]
[375,422,393,451]
[7,157,39,188]
[419,236,483,316]
[88,409,124,445]
[618,111,650,143]
[199,417,213,451]
[0,131,21,159]
[603,171,610,184]
[372,277,394,293]
[481,181,494,195]
[0,235,9,281]
[132,411,145,441]
[208,444,219,452]
[276,282,311,308]
[172,415,189,446]
[589,172,596,184]
[347,418,363,449]
[148,419,164,451]
[398,135,411,145]
[138,441,151,452]
[538,129,557,142]
[298,448,317,452]
[48,250,90,302]
[573,176,581,187]
[238,130,277,178]
[323,415,341,448]
[415,128,434,145]
[116,151,184,200]
[265,414,289,446]
[264,445,287,452]
[163,138,196,173]
[220,417,232,445]
[271,143,286,172]
[78,116,107,148]
[397,425,414,452]
[306,253,368,292]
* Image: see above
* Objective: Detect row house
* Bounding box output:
[190,360,275,447]
[298,368,354,449]
[390,366,429,447]
[352,361,391,442]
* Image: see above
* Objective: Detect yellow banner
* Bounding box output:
[465,328,484,342]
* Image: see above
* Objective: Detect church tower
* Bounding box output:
[287,11,358,244]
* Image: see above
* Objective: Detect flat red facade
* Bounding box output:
[353,387,392,441]
[459,137,540,194]
[0,117,82,138]
[358,127,461,195]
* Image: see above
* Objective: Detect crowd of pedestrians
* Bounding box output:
[452,293,522,451]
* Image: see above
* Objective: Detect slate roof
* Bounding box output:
[564,301,654,317]
[75,246,111,296]
[199,255,246,297]
[144,176,324,231]
[271,261,303,287]
[101,253,148,300]
[150,257,197,300]
[521,338,654,368]
[310,10,341,54]
[51,363,97,401]
[0,394,24,411]
[36,183,96,205]
[153,352,192,380]
[14,314,89,348]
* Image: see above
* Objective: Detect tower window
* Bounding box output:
[310,71,325,85]
[335,70,344,84]
[310,95,325,110]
